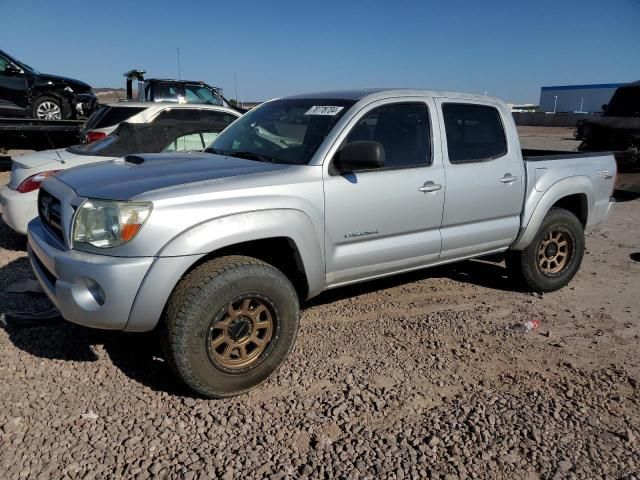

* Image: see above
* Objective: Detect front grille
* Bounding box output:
[38,189,64,245]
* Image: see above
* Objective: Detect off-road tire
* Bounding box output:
[161,255,299,398]
[32,95,70,120]
[509,208,585,292]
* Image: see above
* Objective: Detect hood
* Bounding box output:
[35,73,92,92]
[12,148,80,169]
[581,116,640,131]
[55,153,290,200]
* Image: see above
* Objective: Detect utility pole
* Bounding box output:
[234,72,238,105]
[177,48,181,80]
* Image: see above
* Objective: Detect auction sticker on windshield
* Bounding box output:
[305,106,345,116]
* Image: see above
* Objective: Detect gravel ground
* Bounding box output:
[1,129,640,479]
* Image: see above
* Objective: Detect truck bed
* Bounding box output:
[0,118,83,151]
[522,149,613,161]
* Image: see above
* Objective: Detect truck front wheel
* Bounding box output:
[161,255,300,398]
[509,208,585,292]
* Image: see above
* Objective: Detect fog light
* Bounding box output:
[71,277,105,311]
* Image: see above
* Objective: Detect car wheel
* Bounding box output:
[509,208,585,292]
[161,255,300,398]
[32,96,69,120]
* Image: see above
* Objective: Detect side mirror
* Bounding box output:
[334,141,385,172]
[601,104,608,112]
[4,64,22,76]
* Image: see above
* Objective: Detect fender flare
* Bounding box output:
[511,176,593,250]
[125,209,325,332]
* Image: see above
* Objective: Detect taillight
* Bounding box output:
[86,131,107,143]
[16,170,61,193]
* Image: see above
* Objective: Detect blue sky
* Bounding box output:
[1,0,639,103]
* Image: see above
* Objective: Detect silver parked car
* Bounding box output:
[27,89,616,398]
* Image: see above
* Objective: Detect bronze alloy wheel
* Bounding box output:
[537,229,573,276]
[207,296,276,372]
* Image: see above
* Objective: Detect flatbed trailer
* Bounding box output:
[0,118,84,152]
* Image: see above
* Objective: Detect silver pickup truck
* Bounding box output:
[27,89,616,398]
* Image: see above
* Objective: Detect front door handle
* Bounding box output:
[500,174,518,184]
[418,181,442,193]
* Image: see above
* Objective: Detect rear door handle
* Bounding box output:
[500,174,518,184]
[418,181,442,193]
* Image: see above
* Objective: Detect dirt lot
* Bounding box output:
[0,129,639,479]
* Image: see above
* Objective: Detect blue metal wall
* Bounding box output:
[539,83,624,113]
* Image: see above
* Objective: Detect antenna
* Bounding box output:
[177,48,181,80]
[38,120,66,163]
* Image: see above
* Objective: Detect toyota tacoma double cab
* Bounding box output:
[27,89,616,398]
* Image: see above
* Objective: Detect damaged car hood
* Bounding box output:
[34,73,92,92]
[54,152,291,200]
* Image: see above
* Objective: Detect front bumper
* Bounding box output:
[28,219,154,330]
[0,184,38,235]
[27,217,203,332]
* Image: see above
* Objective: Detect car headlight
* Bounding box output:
[72,199,152,248]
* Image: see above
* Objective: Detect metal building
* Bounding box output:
[539,83,625,113]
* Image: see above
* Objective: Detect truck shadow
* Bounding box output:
[1,256,516,397]
[2,318,196,397]
[0,256,194,396]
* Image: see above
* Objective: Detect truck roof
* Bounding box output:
[103,101,234,110]
[146,78,222,88]
[282,88,502,103]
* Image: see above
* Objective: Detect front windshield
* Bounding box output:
[185,84,222,106]
[12,57,38,74]
[207,98,355,165]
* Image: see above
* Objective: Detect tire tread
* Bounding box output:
[161,255,298,398]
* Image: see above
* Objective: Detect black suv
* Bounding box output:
[0,50,97,120]
[576,81,640,168]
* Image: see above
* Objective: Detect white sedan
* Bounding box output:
[0,115,239,234]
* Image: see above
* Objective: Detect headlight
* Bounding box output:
[72,199,152,248]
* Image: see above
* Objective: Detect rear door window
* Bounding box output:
[85,106,146,129]
[153,109,238,130]
[162,132,220,152]
[442,104,507,163]
[153,82,181,102]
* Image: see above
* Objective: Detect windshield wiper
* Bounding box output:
[206,148,279,164]
[204,147,225,155]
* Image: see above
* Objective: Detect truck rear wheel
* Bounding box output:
[161,255,299,398]
[509,208,585,292]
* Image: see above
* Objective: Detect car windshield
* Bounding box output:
[9,56,38,74]
[184,84,222,105]
[206,98,355,165]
